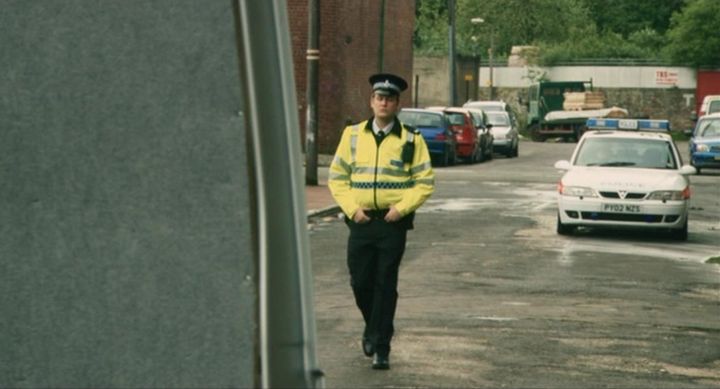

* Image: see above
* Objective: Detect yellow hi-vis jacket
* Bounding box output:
[328,118,435,219]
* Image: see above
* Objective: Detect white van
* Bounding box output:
[699,95,720,117]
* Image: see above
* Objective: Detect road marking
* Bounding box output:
[556,238,720,269]
[470,316,518,321]
[501,301,531,306]
[431,242,487,247]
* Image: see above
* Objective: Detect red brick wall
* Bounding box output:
[696,70,720,115]
[288,0,308,145]
[288,0,416,154]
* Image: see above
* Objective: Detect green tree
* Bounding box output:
[538,27,659,65]
[580,0,684,37]
[413,0,449,54]
[664,0,720,67]
[416,0,593,57]
[414,0,717,66]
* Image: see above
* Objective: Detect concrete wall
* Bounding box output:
[414,57,452,108]
[415,56,699,131]
[0,2,256,387]
[476,66,696,89]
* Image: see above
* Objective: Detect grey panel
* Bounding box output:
[236,1,320,387]
[0,1,255,387]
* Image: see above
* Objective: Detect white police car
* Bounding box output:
[554,118,696,240]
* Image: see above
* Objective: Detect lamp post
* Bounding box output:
[471,17,494,100]
[470,35,481,101]
[305,0,319,185]
[448,0,457,106]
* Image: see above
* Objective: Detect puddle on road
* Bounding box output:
[419,182,718,268]
[501,301,531,306]
[484,181,512,187]
[554,234,720,270]
[431,242,487,247]
[420,183,557,215]
[680,287,720,301]
[419,198,498,213]
[552,337,650,349]
[492,183,720,269]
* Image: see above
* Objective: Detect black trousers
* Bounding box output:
[346,211,408,357]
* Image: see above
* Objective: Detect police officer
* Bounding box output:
[328,73,435,370]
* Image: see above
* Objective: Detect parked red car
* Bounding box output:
[427,107,481,163]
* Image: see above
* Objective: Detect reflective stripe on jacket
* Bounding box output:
[328,118,435,219]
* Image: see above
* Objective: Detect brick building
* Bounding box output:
[287,0,416,154]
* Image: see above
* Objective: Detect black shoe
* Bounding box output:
[372,354,390,370]
[362,338,374,357]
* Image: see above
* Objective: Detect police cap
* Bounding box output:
[369,73,408,96]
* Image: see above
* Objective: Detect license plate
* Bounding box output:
[603,203,640,213]
[618,119,638,130]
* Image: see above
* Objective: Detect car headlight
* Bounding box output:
[696,144,710,152]
[558,183,597,197]
[647,187,690,201]
[506,133,514,140]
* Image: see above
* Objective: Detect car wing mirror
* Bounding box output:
[554,160,572,170]
[680,165,697,175]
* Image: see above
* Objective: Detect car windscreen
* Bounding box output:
[469,112,484,127]
[486,112,510,126]
[444,112,466,126]
[398,111,444,128]
[708,100,720,115]
[574,137,677,169]
[697,118,720,137]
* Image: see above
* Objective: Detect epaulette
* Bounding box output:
[403,124,419,134]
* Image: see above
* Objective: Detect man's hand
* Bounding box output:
[384,206,402,223]
[353,208,371,224]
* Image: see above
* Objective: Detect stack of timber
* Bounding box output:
[545,106,629,122]
[563,91,605,110]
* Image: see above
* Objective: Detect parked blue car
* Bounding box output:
[398,108,457,166]
[688,112,720,175]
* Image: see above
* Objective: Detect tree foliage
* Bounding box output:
[415,0,592,57]
[664,0,720,67]
[414,0,719,67]
[579,0,684,37]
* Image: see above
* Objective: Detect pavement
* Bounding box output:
[305,154,341,219]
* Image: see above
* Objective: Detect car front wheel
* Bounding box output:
[556,214,574,236]
[670,220,688,241]
[529,124,545,142]
[505,146,513,158]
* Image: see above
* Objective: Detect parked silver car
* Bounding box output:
[486,111,519,157]
[463,100,519,130]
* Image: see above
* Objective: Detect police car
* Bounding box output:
[553,118,696,240]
